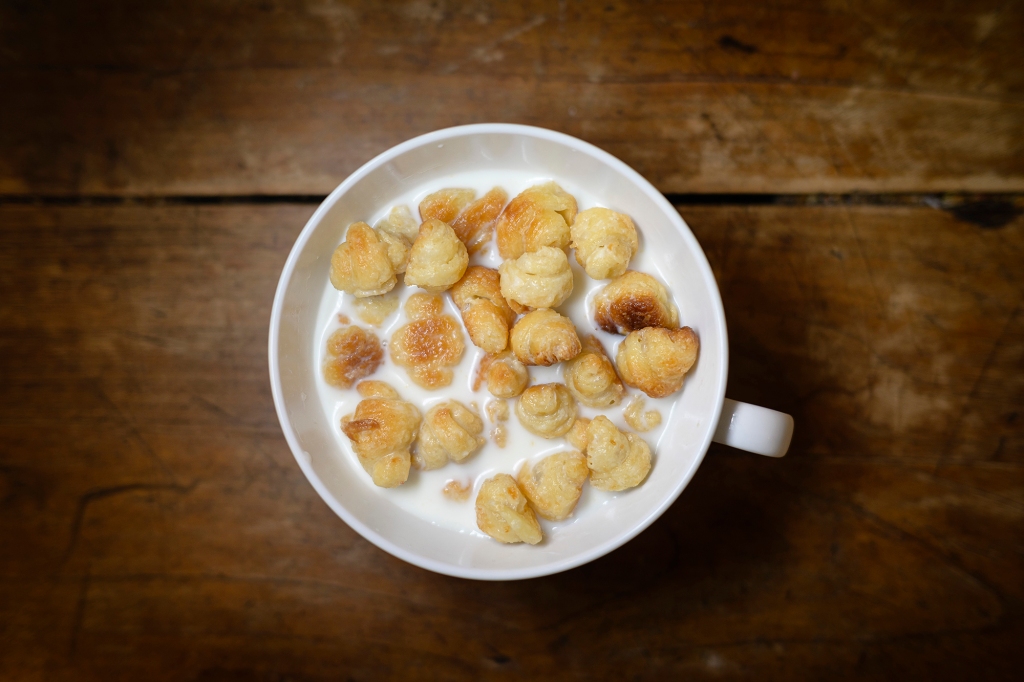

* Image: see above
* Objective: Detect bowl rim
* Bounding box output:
[268,123,729,580]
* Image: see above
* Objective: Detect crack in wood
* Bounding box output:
[60,481,199,567]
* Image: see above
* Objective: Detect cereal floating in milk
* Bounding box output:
[315,174,699,545]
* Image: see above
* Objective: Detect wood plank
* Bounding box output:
[2,0,1023,196]
[1,203,1021,679]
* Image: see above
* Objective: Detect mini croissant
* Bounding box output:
[391,293,466,389]
[476,350,530,398]
[594,270,679,335]
[510,309,581,366]
[615,326,699,398]
[341,381,421,488]
[413,400,485,470]
[517,451,589,521]
[419,188,476,224]
[450,266,517,354]
[322,325,383,389]
[570,207,638,280]
[475,474,543,544]
[584,416,652,492]
[563,335,625,407]
[515,383,577,439]
[329,222,397,298]
[452,187,508,254]
[404,219,469,293]
[496,182,578,260]
[499,246,574,310]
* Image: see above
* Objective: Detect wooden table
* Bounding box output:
[2,2,1021,679]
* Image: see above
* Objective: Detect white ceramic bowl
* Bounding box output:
[269,124,792,580]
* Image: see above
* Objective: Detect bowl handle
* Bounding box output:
[712,398,794,458]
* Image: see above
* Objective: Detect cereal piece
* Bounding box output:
[413,400,485,470]
[565,416,591,451]
[452,187,508,254]
[517,451,589,520]
[486,398,509,423]
[450,266,517,353]
[443,479,472,502]
[515,383,577,438]
[391,293,465,389]
[593,271,679,335]
[491,423,508,448]
[341,382,421,488]
[616,326,699,398]
[419,188,476,224]
[570,207,639,280]
[376,205,420,242]
[329,222,397,298]
[584,416,652,491]
[510,309,581,366]
[356,380,400,399]
[404,219,470,293]
[475,350,530,398]
[623,395,662,432]
[499,246,574,310]
[475,474,543,545]
[563,335,625,407]
[496,182,578,260]
[374,205,420,274]
[353,291,400,326]
[322,326,384,389]
[337,313,350,324]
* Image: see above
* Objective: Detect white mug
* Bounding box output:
[269,124,794,580]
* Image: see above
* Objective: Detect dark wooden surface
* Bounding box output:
[2,0,1024,195]
[2,1,1023,680]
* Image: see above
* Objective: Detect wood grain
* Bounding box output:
[2,0,1023,196]
[1,203,1020,679]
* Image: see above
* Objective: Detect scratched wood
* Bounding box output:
[0,203,1020,680]
[2,0,1023,196]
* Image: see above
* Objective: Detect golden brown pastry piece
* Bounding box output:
[322,325,384,389]
[404,219,469,293]
[329,222,397,297]
[515,383,577,438]
[565,416,591,451]
[390,293,466,389]
[499,246,574,310]
[510,309,582,366]
[593,270,679,335]
[413,400,485,470]
[341,381,421,488]
[584,416,652,491]
[450,266,517,354]
[563,335,625,408]
[517,451,589,521]
[419,188,476,224]
[356,380,399,399]
[451,187,508,254]
[496,182,578,260]
[570,207,639,280]
[475,350,530,398]
[374,205,420,274]
[615,326,699,398]
[475,474,543,544]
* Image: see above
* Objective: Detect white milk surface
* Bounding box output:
[313,170,686,539]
